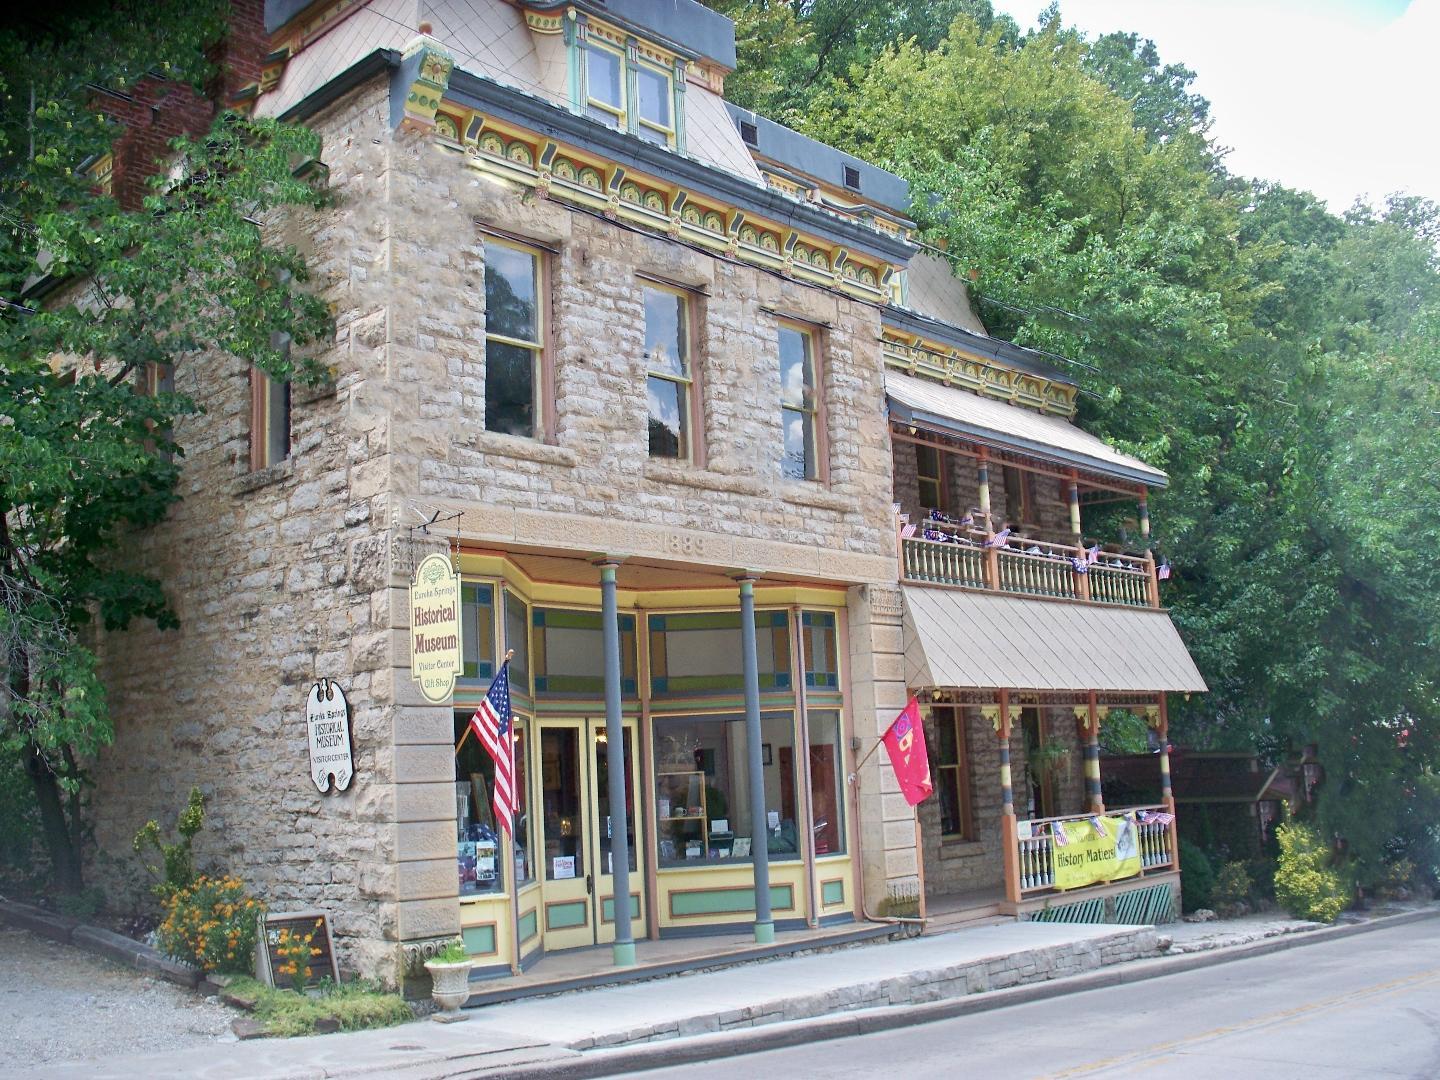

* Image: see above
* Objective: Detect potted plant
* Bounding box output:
[423,938,473,1022]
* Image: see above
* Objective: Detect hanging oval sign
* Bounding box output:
[306,679,354,793]
[410,551,462,703]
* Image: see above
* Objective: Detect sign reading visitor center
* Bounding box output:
[410,552,463,703]
[305,679,354,794]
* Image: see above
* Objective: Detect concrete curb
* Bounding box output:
[488,906,1440,1080]
[1,899,201,989]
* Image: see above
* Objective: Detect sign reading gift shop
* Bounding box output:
[411,552,463,703]
[1053,815,1143,891]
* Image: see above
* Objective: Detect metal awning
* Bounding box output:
[886,369,1169,489]
[903,585,1207,693]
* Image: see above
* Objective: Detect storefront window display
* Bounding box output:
[652,712,796,866]
[454,712,533,895]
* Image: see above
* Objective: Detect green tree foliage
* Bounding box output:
[0,3,332,892]
[1275,821,1350,922]
[714,2,1440,887]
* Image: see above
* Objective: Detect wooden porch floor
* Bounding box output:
[924,886,1009,934]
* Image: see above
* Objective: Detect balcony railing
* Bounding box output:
[1015,805,1176,895]
[900,516,1159,608]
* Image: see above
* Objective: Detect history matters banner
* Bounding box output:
[410,552,462,703]
[1053,814,1142,890]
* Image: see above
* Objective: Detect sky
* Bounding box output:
[991,0,1438,212]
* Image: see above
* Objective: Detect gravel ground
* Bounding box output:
[0,926,238,1070]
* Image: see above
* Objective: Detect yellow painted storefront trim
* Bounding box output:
[657,861,808,926]
[460,893,511,963]
[817,855,852,911]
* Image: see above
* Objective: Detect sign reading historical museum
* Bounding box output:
[306,679,354,794]
[1053,814,1143,891]
[410,552,463,703]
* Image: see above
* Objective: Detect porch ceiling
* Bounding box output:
[885,369,1169,489]
[903,585,1207,693]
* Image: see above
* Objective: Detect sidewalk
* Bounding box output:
[12,904,1437,1080]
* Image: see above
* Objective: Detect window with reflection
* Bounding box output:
[652,712,796,866]
[778,323,818,480]
[805,711,846,856]
[644,284,693,459]
[454,712,533,894]
[635,62,674,144]
[484,239,543,438]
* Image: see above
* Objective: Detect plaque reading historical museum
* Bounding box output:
[410,552,462,703]
[306,679,354,793]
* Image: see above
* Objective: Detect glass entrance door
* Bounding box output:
[592,724,643,945]
[536,719,645,951]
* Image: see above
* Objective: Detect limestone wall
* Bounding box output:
[88,82,404,981]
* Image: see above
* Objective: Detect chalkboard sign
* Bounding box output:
[257,911,339,990]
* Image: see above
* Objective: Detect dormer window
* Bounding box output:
[739,119,758,147]
[572,22,683,150]
[843,165,861,191]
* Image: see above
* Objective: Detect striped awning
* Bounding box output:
[903,585,1207,693]
[886,369,1168,488]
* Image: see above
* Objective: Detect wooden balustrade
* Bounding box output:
[1013,805,1176,896]
[998,545,1079,600]
[899,527,1158,608]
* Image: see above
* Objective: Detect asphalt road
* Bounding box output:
[642,919,1440,1079]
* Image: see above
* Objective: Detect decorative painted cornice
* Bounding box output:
[439,68,916,291]
[882,330,1077,418]
[396,30,455,132]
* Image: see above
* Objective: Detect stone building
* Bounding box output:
[77,0,1205,990]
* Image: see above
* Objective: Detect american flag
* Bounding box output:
[469,662,517,835]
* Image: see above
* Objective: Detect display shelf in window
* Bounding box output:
[656,770,709,863]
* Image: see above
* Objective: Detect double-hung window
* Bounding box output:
[585,42,624,128]
[635,61,674,145]
[916,444,945,511]
[484,238,544,439]
[778,322,819,481]
[644,283,694,460]
[934,704,974,839]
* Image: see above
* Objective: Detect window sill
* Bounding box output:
[293,377,337,406]
[778,481,852,513]
[470,431,577,468]
[644,460,764,497]
[231,457,294,495]
[938,839,985,860]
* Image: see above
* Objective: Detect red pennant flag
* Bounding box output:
[883,697,934,806]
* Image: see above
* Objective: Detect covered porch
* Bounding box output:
[903,586,1208,922]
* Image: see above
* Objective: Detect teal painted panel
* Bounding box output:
[820,879,845,906]
[462,924,496,956]
[601,893,641,923]
[670,884,794,917]
[518,909,538,942]
[546,900,589,930]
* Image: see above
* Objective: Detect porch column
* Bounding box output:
[1084,692,1104,813]
[1067,473,1083,539]
[738,575,774,944]
[599,560,636,967]
[1137,488,1151,542]
[976,447,992,524]
[997,690,1022,904]
[1157,695,1179,860]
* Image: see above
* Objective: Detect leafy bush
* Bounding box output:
[158,874,263,973]
[1213,861,1253,914]
[133,787,206,900]
[56,885,106,920]
[1246,857,1277,904]
[1179,840,1215,913]
[1275,822,1349,923]
[224,975,413,1037]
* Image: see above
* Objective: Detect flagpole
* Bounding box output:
[848,701,912,779]
[494,650,521,977]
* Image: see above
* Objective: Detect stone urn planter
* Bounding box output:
[424,955,475,1022]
